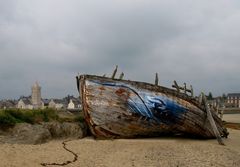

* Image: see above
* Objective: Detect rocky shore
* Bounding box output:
[0,121,87,144]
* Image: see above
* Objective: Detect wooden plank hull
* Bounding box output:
[78,75,228,139]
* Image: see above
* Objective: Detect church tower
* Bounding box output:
[31,82,42,109]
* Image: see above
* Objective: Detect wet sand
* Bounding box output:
[223,114,240,123]
[0,129,240,167]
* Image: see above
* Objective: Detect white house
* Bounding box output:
[17,97,34,109]
[67,98,81,109]
[48,99,67,110]
[17,97,44,109]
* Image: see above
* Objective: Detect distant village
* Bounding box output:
[0,82,240,113]
[0,82,81,111]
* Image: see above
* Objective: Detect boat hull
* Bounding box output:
[78,75,228,139]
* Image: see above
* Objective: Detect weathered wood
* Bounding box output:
[155,73,159,86]
[183,83,187,94]
[111,65,118,79]
[190,85,193,97]
[77,74,228,139]
[119,72,124,80]
[180,83,192,95]
[202,92,225,145]
[198,93,203,104]
[172,81,193,96]
[172,80,180,93]
[76,73,81,93]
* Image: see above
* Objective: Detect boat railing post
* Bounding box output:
[76,73,80,93]
[155,73,159,86]
[202,92,225,145]
[111,65,118,79]
[190,85,194,97]
[172,80,180,93]
[184,84,193,97]
[119,72,124,80]
[184,83,187,94]
[219,105,225,120]
[198,93,203,104]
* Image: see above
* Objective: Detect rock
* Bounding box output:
[1,121,88,144]
[9,123,52,144]
[61,122,85,138]
[0,129,5,135]
[42,122,87,139]
[42,122,63,138]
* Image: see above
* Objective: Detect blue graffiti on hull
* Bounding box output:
[128,94,186,124]
[89,80,186,124]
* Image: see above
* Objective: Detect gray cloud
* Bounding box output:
[1,0,240,99]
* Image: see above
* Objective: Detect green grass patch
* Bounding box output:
[74,115,85,122]
[0,108,59,126]
[0,109,85,128]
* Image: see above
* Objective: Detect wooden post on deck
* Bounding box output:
[119,72,124,80]
[190,85,194,97]
[219,105,225,120]
[183,83,187,94]
[202,92,225,145]
[76,76,80,93]
[111,65,118,79]
[155,73,159,86]
[172,80,180,93]
[198,93,203,104]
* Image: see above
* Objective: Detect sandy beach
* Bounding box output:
[0,128,239,167]
[223,114,240,123]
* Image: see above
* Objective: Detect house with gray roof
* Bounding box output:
[17,97,34,109]
[226,93,240,108]
[0,99,17,109]
[48,99,68,110]
[67,97,81,110]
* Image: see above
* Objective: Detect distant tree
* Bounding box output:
[207,92,213,100]
[222,93,227,100]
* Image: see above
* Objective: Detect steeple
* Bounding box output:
[31,81,42,109]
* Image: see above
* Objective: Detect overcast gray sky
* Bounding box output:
[0,0,240,99]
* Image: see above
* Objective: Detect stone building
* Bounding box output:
[31,82,42,109]
[17,82,44,109]
[226,93,240,108]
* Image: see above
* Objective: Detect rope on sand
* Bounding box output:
[40,140,78,166]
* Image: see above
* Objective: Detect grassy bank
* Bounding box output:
[0,108,59,127]
[0,109,85,128]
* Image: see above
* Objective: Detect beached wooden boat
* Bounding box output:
[76,73,228,142]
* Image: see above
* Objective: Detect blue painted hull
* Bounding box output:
[78,75,228,139]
